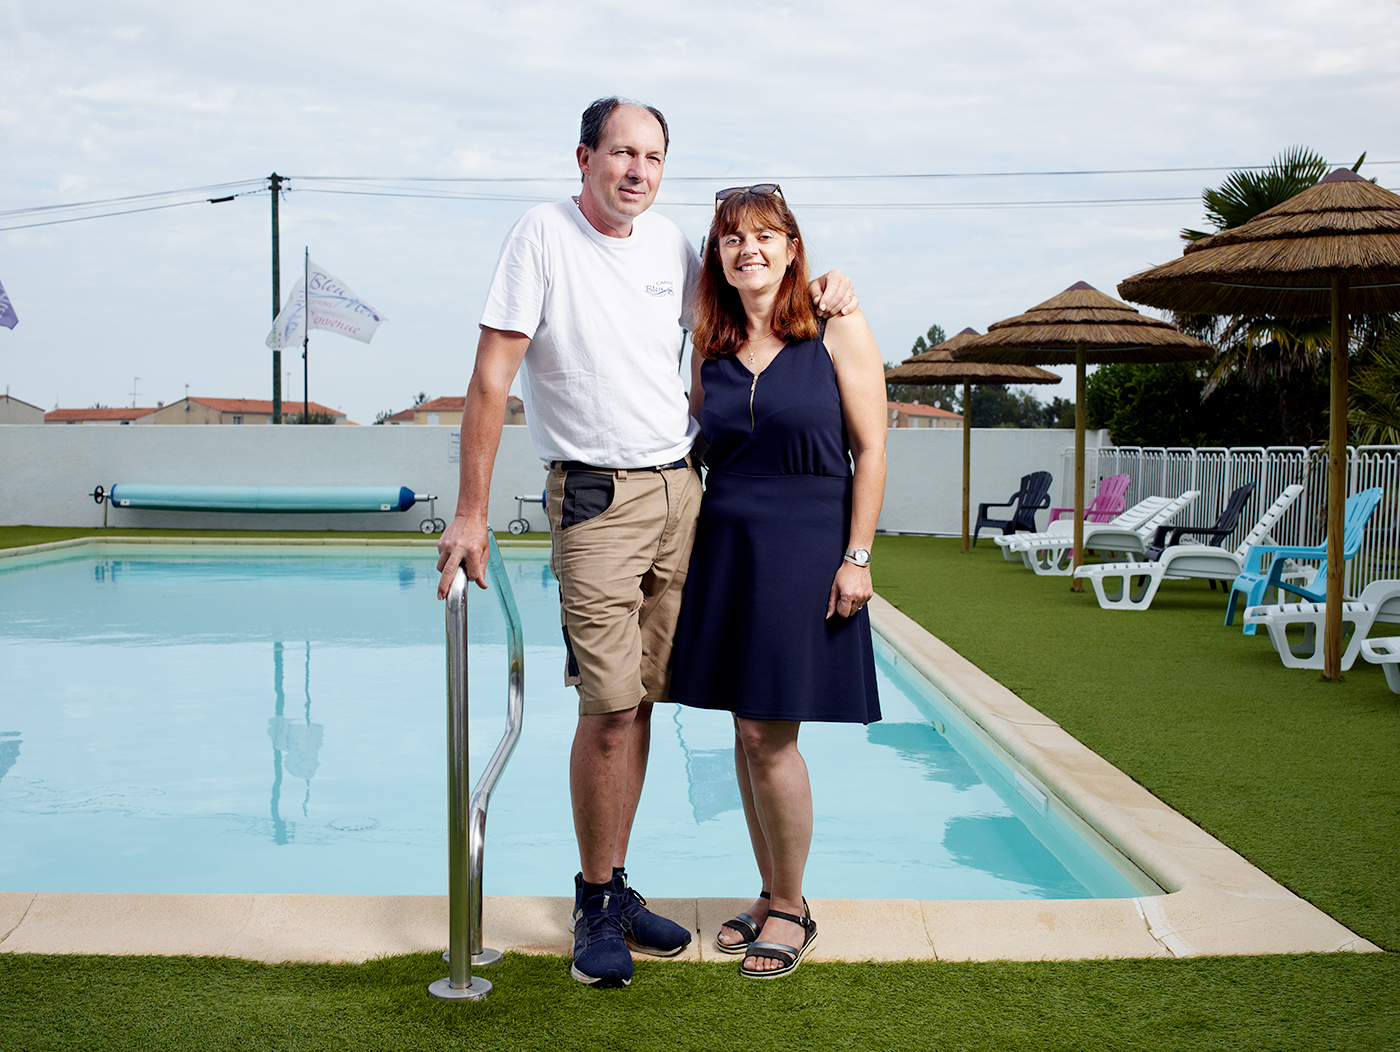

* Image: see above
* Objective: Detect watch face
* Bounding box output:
[849,548,870,567]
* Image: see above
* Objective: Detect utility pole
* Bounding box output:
[270,173,283,424]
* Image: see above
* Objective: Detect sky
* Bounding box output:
[2,0,1397,424]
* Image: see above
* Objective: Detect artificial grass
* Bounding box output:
[2,951,1397,1052]
[3,528,1397,1050]
[871,536,1400,951]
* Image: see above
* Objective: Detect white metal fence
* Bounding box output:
[1064,445,1400,593]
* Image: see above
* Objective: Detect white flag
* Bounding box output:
[266,260,386,350]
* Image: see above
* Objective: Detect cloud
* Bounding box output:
[1,0,1397,420]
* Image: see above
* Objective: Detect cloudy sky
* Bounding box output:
[2,0,1396,423]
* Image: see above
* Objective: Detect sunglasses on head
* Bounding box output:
[714,183,783,211]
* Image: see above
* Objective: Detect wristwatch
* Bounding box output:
[843,548,871,568]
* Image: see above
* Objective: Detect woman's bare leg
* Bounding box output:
[736,717,811,973]
[718,717,773,947]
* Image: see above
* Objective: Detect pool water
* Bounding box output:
[0,544,1153,900]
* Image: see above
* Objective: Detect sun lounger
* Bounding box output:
[1360,637,1400,693]
[993,495,1171,564]
[1243,578,1400,671]
[1004,492,1199,576]
[1074,485,1303,611]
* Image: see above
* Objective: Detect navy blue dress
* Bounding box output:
[670,336,881,724]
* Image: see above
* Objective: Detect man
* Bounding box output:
[436,96,853,987]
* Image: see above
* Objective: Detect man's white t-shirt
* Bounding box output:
[481,198,701,468]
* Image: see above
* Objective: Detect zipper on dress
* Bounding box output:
[749,372,758,430]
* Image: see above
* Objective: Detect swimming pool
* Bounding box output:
[0,542,1155,901]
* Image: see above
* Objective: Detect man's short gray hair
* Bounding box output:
[579,96,670,156]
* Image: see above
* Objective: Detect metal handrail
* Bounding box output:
[429,530,525,1003]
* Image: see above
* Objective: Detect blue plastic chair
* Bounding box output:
[1224,487,1385,633]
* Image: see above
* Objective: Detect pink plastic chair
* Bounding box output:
[1048,473,1131,524]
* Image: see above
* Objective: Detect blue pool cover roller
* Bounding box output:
[108,484,423,513]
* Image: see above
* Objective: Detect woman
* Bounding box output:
[669,185,887,979]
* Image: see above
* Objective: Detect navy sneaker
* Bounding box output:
[571,873,633,987]
[615,869,692,957]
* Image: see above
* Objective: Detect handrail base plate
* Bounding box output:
[428,977,493,1002]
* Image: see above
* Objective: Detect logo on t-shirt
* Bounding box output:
[644,280,675,297]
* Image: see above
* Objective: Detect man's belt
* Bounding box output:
[553,459,689,474]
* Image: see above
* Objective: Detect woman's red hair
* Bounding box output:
[691,191,817,360]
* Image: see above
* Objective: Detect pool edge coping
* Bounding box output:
[0,540,1380,964]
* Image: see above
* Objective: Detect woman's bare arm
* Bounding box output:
[823,308,888,619]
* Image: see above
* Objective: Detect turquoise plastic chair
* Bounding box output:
[1224,486,1385,633]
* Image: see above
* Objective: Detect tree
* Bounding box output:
[1175,146,1373,446]
[1043,397,1076,429]
[1350,322,1400,445]
[964,385,1064,428]
[1085,362,1285,447]
[883,363,957,408]
[908,323,947,357]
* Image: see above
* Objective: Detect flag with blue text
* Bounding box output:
[0,277,17,330]
[266,260,385,350]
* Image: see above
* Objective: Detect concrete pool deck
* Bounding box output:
[0,537,1379,964]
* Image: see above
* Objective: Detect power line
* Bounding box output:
[0,198,234,232]
[4,161,1394,232]
[289,161,1397,183]
[0,179,265,220]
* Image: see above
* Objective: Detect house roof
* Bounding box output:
[888,401,962,420]
[188,397,342,416]
[1,394,44,412]
[46,407,157,422]
[413,396,466,413]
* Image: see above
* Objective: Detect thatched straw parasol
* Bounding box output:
[1119,167,1400,678]
[886,327,1061,552]
[952,283,1213,588]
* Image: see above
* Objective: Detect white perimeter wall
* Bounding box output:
[0,424,1109,536]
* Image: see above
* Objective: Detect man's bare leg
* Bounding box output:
[570,703,652,882]
[610,701,651,869]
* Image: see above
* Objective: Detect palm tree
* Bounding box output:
[1350,325,1400,446]
[1175,147,1369,446]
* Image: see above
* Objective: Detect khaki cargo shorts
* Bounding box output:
[545,460,702,716]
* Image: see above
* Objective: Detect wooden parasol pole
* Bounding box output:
[1324,277,1350,680]
[1071,346,1086,591]
[961,380,972,553]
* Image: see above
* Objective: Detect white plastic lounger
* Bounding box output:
[1075,485,1305,611]
[1243,579,1400,672]
[1361,637,1400,693]
[1006,492,1199,576]
[993,496,1171,564]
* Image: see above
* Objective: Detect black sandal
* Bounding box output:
[715,890,770,955]
[739,901,818,980]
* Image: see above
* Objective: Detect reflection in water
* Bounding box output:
[672,719,978,826]
[267,640,324,845]
[866,722,979,791]
[672,708,741,823]
[942,814,1082,896]
[0,731,20,783]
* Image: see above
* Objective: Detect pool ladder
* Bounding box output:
[429,530,524,1002]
